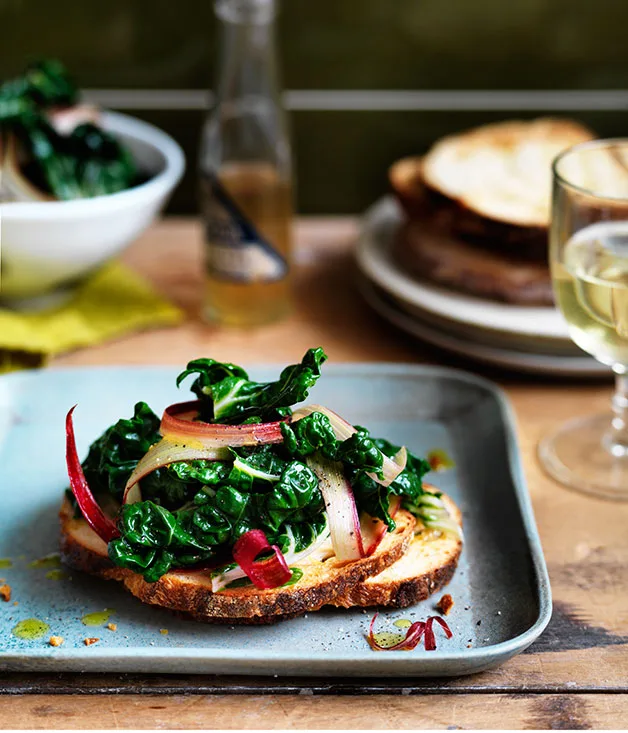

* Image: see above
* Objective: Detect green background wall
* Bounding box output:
[2,0,627,213]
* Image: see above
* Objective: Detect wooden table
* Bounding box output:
[2,218,628,730]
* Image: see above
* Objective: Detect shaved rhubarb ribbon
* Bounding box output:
[65,406,119,543]
[212,519,331,592]
[232,529,292,590]
[123,438,230,505]
[161,401,285,447]
[307,456,363,562]
[359,495,401,557]
[292,405,407,487]
[424,615,453,651]
[123,401,285,502]
[367,613,452,652]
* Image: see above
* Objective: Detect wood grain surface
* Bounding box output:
[2,217,627,730]
[1,693,625,730]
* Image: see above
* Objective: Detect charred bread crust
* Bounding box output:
[335,547,460,608]
[333,492,463,609]
[394,219,554,306]
[59,498,416,624]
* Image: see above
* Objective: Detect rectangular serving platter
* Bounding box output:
[0,364,551,676]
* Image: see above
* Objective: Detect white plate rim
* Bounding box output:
[356,197,572,341]
[359,278,611,378]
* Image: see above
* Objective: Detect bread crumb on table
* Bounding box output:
[160,629,169,635]
[436,593,454,616]
[0,584,11,602]
[107,623,117,632]
[13,601,18,606]
[83,638,100,646]
[49,636,64,647]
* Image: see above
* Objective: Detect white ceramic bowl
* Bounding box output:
[0,111,185,307]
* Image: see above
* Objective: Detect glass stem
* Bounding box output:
[605,370,628,458]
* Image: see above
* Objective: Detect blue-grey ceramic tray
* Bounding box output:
[0,364,551,676]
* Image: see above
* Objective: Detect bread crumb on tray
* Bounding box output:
[436,593,453,615]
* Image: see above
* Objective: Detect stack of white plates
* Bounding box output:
[356,197,612,377]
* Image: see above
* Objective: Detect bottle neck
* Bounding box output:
[215,0,279,104]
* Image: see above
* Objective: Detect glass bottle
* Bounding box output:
[199,0,293,327]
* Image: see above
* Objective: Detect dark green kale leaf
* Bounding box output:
[170,460,233,507]
[108,501,213,583]
[118,501,204,549]
[228,446,286,491]
[15,121,136,200]
[107,454,327,582]
[81,402,161,502]
[139,466,200,509]
[336,428,384,479]
[0,59,77,122]
[176,359,248,405]
[374,437,431,499]
[176,347,327,423]
[271,516,328,554]
[170,459,232,486]
[263,461,323,532]
[184,502,242,547]
[108,538,176,583]
[280,411,338,459]
[1,59,136,199]
[346,435,430,530]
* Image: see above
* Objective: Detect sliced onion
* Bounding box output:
[161,400,285,447]
[292,405,407,486]
[231,529,292,590]
[212,520,331,592]
[123,437,230,504]
[359,496,401,557]
[65,406,119,543]
[307,456,363,562]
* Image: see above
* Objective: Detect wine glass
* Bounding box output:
[539,138,628,499]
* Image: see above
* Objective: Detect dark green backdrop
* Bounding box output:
[2,0,627,213]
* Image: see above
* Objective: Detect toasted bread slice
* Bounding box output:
[394,218,553,305]
[59,498,416,624]
[421,118,594,229]
[334,492,462,608]
[390,156,551,262]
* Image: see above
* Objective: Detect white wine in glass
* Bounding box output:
[539,139,628,498]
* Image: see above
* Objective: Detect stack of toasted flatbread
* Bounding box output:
[390,118,595,305]
[59,489,462,624]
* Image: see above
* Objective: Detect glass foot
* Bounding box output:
[539,413,628,500]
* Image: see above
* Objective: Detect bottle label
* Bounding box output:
[203,174,289,284]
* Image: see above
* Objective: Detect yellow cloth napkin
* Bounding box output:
[0,261,184,372]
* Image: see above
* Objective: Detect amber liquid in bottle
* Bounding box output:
[201,162,292,327]
[199,0,293,327]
